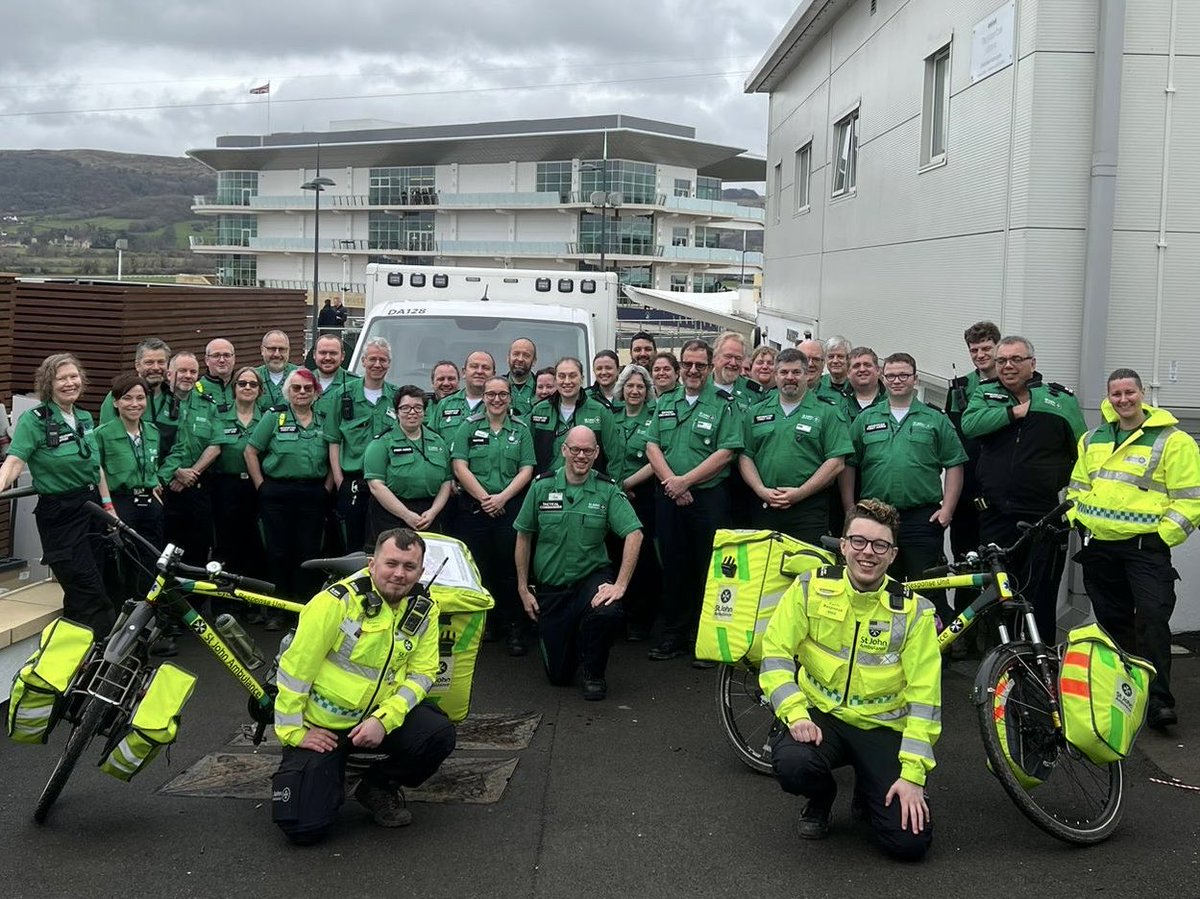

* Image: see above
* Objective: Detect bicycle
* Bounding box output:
[28,501,309,824]
[715,501,1121,845]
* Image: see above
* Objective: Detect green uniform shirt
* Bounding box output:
[529,392,617,472]
[850,399,968,508]
[646,382,743,489]
[194,375,237,423]
[363,426,451,500]
[845,386,887,422]
[100,383,184,461]
[158,393,216,482]
[514,468,642,586]
[312,369,362,418]
[427,389,487,441]
[322,380,398,474]
[94,419,161,493]
[816,374,852,407]
[945,369,984,418]
[256,364,297,412]
[712,374,759,414]
[8,404,100,495]
[450,413,535,495]
[743,391,853,487]
[248,408,333,480]
[508,375,536,419]
[608,403,657,486]
[209,411,263,476]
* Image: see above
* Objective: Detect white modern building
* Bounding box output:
[748,0,1200,630]
[186,115,765,302]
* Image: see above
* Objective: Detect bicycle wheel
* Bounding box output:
[33,695,108,824]
[976,642,1124,844]
[716,661,776,775]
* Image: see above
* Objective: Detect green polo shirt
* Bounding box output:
[849,399,968,508]
[248,408,333,480]
[844,386,887,422]
[711,374,759,414]
[8,404,100,495]
[322,380,398,474]
[256,364,297,412]
[646,382,743,489]
[94,419,161,493]
[427,389,487,441]
[945,369,984,418]
[743,391,853,488]
[312,369,362,418]
[608,403,656,486]
[450,414,535,495]
[194,375,237,423]
[100,383,183,461]
[158,394,216,482]
[514,468,642,586]
[364,426,451,500]
[208,411,263,476]
[508,376,536,419]
[816,374,851,407]
[528,392,616,472]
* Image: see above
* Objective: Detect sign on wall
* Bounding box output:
[971,0,1016,84]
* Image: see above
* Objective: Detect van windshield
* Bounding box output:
[356,315,590,387]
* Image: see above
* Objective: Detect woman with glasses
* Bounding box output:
[588,349,621,410]
[608,364,661,641]
[195,366,268,609]
[451,376,536,656]
[95,372,163,609]
[364,385,453,542]
[245,368,333,623]
[650,351,680,397]
[529,357,615,475]
[0,354,114,634]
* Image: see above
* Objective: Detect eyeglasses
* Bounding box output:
[843,534,896,554]
[206,352,234,360]
[289,384,315,393]
[396,404,425,415]
[995,355,1033,367]
[883,372,914,383]
[262,346,288,354]
[564,445,598,457]
[484,391,510,400]
[235,380,260,388]
[680,362,710,371]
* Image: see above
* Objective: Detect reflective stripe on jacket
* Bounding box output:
[759,568,942,785]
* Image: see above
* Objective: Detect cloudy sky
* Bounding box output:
[2,1,797,165]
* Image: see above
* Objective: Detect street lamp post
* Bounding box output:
[300,175,335,345]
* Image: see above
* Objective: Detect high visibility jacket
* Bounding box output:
[274,569,439,746]
[1066,400,1200,547]
[759,567,942,786]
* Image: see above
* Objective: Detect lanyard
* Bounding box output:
[126,428,149,482]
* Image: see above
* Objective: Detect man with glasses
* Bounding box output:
[257,330,297,411]
[760,498,940,860]
[844,353,966,625]
[962,336,1085,642]
[197,338,238,422]
[645,339,743,662]
[514,426,643,700]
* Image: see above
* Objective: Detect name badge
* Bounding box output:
[548,491,564,501]
[695,420,713,432]
[223,427,240,437]
[754,414,775,424]
[443,408,462,418]
[865,422,889,432]
[795,423,812,433]
[984,392,1009,402]
[473,430,489,439]
[539,500,564,512]
[531,415,550,425]
[392,446,414,456]
[657,409,677,419]
[278,424,298,434]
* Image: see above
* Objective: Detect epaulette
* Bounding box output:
[816,564,844,579]
[594,471,618,485]
[1047,382,1074,397]
[465,411,486,422]
[745,380,765,395]
[327,582,349,600]
[32,405,51,420]
[349,575,374,596]
[815,394,839,407]
[978,376,1000,386]
[266,403,287,413]
[885,579,911,612]
[533,470,557,481]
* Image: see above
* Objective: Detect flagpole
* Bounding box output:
[266,89,271,135]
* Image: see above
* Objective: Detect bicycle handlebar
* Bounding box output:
[85,501,163,557]
[0,485,38,500]
[920,500,1074,578]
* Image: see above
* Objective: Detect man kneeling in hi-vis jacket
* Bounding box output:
[271,528,455,844]
[760,498,941,861]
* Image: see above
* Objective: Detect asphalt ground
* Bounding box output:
[2,629,1198,899]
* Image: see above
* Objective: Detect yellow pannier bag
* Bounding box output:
[7,618,94,744]
[420,535,495,723]
[100,662,197,782]
[1058,624,1155,765]
[695,530,834,664]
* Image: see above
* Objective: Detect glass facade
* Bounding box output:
[695,273,722,293]
[674,178,692,197]
[215,254,257,286]
[671,227,689,247]
[369,166,436,205]
[368,211,434,251]
[580,159,657,205]
[617,266,651,287]
[696,176,722,201]
[694,226,721,249]
[216,171,258,205]
[216,214,256,247]
[579,211,654,256]
[536,161,573,202]
[670,273,689,292]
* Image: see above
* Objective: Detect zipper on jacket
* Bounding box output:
[841,620,861,707]
[358,610,398,724]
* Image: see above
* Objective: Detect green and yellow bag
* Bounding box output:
[695,529,833,664]
[99,662,196,781]
[1058,624,1155,765]
[6,618,94,744]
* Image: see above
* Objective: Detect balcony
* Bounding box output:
[662,196,765,221]
[660,246,765,265]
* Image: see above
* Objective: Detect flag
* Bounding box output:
[249,83,270,95]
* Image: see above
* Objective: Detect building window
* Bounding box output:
[696,176,722,201]
[368,211,434,251]
[694,226,721,249]
[617,266,651,287]
[579,212,654,255]
[537,161,573,201]
[369,166,435,205]
[216,214,256,247]
[215,254,257,286]
[922,44,951,166]
[216,171,258,206]
[580,159,657,205]
[671,227,689,247]
[670,274,689,292]
[794,143,812,212]
[674,178,692,197]
[832,109,859,197]
[695,274,722,293]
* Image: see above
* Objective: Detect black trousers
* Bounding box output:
[366,495,442,548]
[162,480,213,567]
[35,486,115,636]
[770,708,933,862]
[211,473,266,580]
[536,567,624,684]
[274,703,455,845]
[892,505,951,624]
[453,494,521,632]
[948,493,982,612]
[259,478,327,602]
[655,483,729,640]
[1079,536,1179,710]
[335,472,370,554]
[751,494,829,546]
[612,486,660,634]
[107,493,165,609]
[979,508,1068,643]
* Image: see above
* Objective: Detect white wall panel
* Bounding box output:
[456,163,514,192]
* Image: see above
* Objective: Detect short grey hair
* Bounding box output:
[714,331,748,356]
[825,335,851,355]
[134,337,171,363]
[363,336,392,356]
[614,363,652,400]
[999,335,1036,357]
